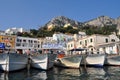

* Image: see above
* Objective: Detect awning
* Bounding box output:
[70,48,85,51]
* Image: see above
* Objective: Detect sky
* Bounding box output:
[0,0,120,31]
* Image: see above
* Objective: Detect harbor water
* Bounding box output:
[0,66,120,80]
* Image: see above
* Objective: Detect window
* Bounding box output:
[85,40,87,46]
[31,40,33,43]
[80,41,82,45]
[17,39,22,42]
[34,41,37,43]
[38,45,40,48]
[17,39,19,42]
[23,39,26,42]
[90,38,93,42]
[28,40,30,43]
[105,38,108,43]
[71,44,73,47]
[16,43,21,46]
[111,39,115,42]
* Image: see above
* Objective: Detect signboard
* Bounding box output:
[0,43,5,49]
[42,43,64,49]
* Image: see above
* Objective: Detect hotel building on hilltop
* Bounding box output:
[5,27,30,35]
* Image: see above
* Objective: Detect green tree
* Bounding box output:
[30,29,38,37]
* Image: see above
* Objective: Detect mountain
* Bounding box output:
[42,16,120,29]
[31,15,120,37]
[84,16,116,27]
[115,17,120,29]
[43,16,83,30]
[40,15,120,34]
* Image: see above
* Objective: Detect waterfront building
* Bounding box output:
[15,36,41,53]
[52,33,74,49]
[67,34,119,54]
[38,37,63,50]
[53,33,73,42]
[66,32,87,50]
[0,35,16,50]
[98,41,120,54]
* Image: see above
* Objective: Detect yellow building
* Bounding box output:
[0,35,16,49]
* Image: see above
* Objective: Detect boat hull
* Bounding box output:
[30,53,57,70]
[54,55,82,68]
[105,55,120,66]
[0,53,28,72]
[85,54,105,67]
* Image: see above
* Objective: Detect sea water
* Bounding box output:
[0,66,120,80]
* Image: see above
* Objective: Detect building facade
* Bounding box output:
[0,35,16,50]
[5,27,30,35]
[15,36,41,53]
[67,34,120,54]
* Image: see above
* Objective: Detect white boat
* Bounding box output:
[0,43,28,72]
[85,54,105,67]
[55,55,82,68]
[0,53,28,72]
[54,48,84,68]
[105,54,120,66]
[30,53,57,70]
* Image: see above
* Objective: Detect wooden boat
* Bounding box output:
[54,48,84,68]
[30,53,57,70]
[55,55,82,68]
[0,53,28,72]
[85,54,105,67]
[0,43,28,72]
[104,54,120,66]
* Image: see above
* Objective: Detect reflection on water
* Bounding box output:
[104,66,120,80]
[0,66,120,80]
[80,67,106,80]
[0,69,28,80]
[28,69,47,80]
[0,69,47,80]
[53,67,81,80]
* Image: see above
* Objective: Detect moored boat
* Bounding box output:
[30,52,57,70]
[85,54,105,67]
[104,54,120,66]
[0,53,28,72]
[0,43,28,72]
[55,55,82,68]
[54,48,85,68]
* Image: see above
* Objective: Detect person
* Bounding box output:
[27,49,31,55]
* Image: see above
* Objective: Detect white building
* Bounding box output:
[5,27,30,35]
[67,34,120,54]
[15,36,41,53]
[98,41,120,54]
[53,33,73,42]
[0,30,5,35]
